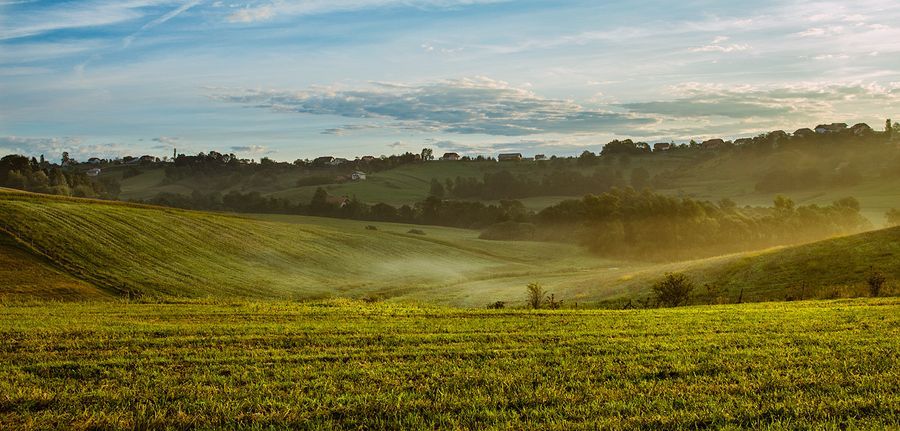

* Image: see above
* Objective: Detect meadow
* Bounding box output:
[0,298,897,430]
[2,188,897,307]
[111,148,900,224]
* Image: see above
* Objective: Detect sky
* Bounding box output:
[1,0,899,161]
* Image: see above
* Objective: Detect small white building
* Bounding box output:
[351,171,367,181]
[86,168,101,177]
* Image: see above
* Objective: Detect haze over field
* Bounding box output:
[2,0,900,160]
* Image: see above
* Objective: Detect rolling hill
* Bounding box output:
[1,188,896,305]
[106,146,900,223]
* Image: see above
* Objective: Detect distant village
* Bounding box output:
[58,119,898,181]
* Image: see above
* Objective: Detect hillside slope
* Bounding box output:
[0,189,597,300]
[698,227,900,299]
[0,234,107,301]
[1,188,896,305]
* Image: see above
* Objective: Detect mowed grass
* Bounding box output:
[0,298,897,430]
[3,188,899,306]
[0,188,601,302]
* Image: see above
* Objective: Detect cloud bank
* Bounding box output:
[210,77,654,136]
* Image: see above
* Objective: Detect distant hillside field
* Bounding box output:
[106,146,900,223]
[2,188,897,305]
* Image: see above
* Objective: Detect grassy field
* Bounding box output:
[110,149,900,225]
[0,188,603,303]
[2,188,898,306]
[0,298,897,430]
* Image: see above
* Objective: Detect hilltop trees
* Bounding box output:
[421,148,434,161]
[0,154,117,198]
[536,189,870,259]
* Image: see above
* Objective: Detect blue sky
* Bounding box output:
[1,0,899,161]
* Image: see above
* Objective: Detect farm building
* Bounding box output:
[313,156,335,166]
[653,143,672,152]
[850,123,873,136]
[498,153,523,162]
[351,171,367,181]
[794,128,816,137]
[700,139,726,150]
[441,152,461,161]
[815,123,847,134]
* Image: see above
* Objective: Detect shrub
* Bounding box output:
[487,301,505,309]
[365,225,378,231]
[407,229,426,235]
[867,271,886,297]
[526,282,545,309]
[546,294,563,309]
[652,273,695,307]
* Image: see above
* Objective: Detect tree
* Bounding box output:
[309,187,330,215]
[887,119,893,137]
[886,208,900,227]
[61,151,70,166]
[429,178,445,198]
[652,273,695,307]
[526,282,545,309]
[867,271,886,297]
[577,150,598,165]
[421,148,434,161]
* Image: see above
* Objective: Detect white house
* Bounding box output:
[351,171,367,181]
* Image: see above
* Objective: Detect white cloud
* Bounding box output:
[230,144,271,155]
[0,136,131,159]
[691,43,750,53]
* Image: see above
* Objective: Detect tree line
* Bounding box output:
[0,155,120,198]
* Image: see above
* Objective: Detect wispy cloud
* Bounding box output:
[230,144,271,155]
[225,0,510,23]
[0,1,172,40]
[123,0,203,48]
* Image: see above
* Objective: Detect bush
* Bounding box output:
[526,282,545,309]
[867,271,886,297]
[407,229,426,235]
[487,301,505,309]
[652,273,695,307]
[365,225,378,231]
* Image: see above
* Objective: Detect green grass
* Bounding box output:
[110,149,900,226]
[0,188,600,302]
[0,298,897,430]
[2,188,898,306]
